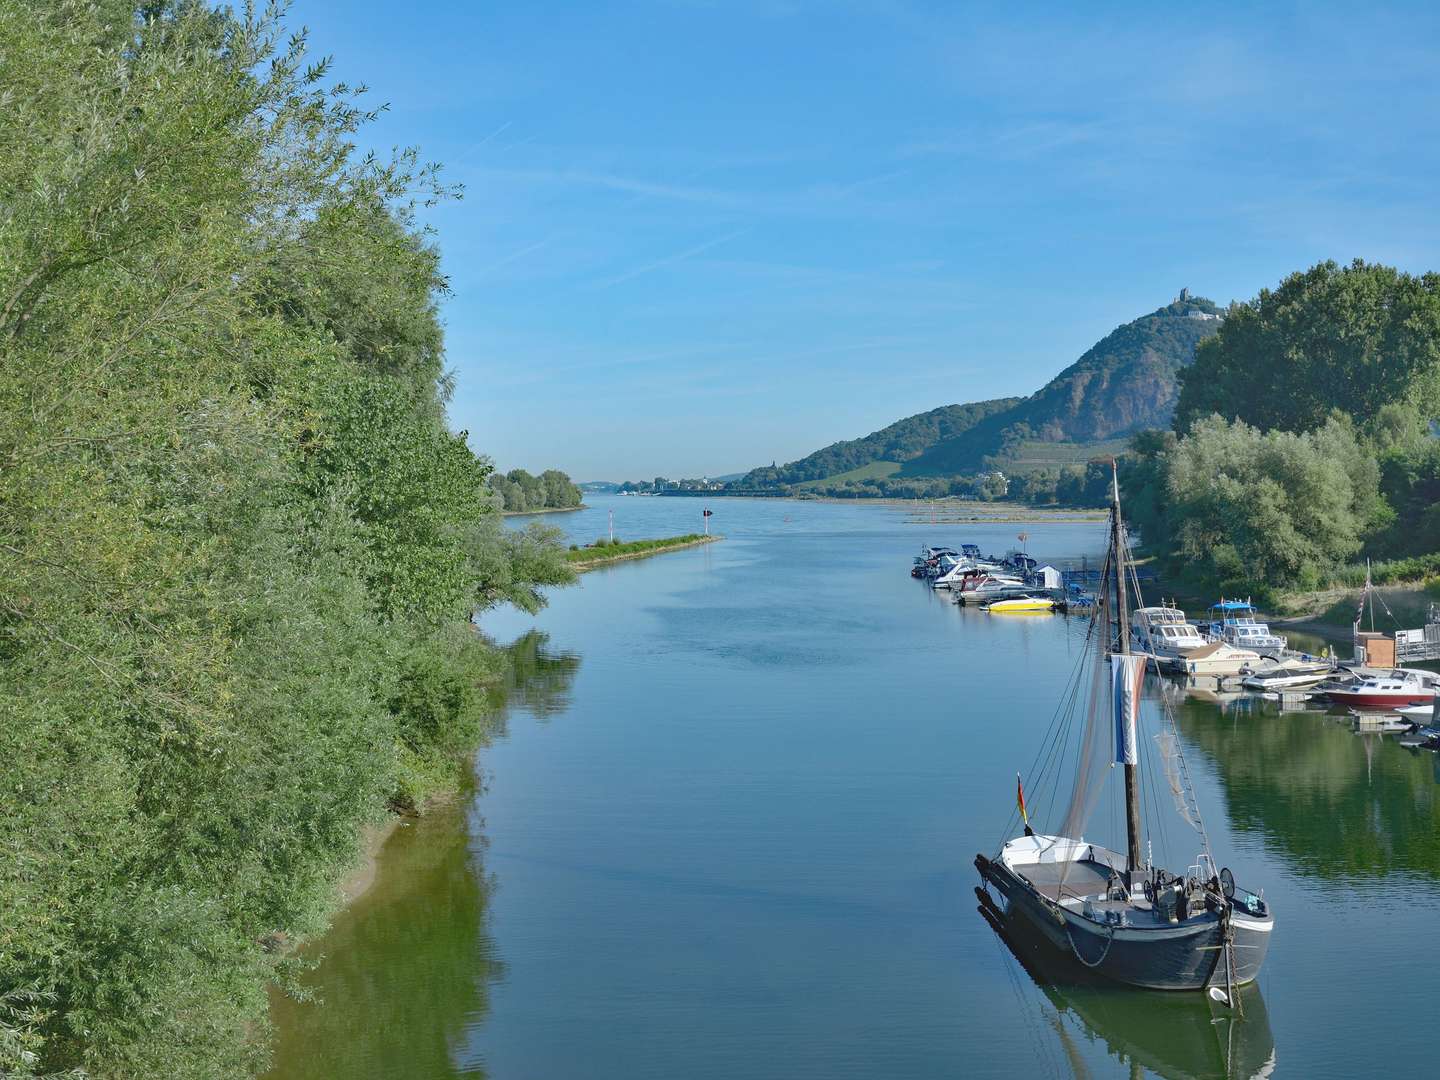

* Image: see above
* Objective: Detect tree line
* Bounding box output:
[1123,259,1440,596]
[488,468,583,512]
[0,4,571,1076]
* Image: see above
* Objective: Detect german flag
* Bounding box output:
[1016,773,1028,827]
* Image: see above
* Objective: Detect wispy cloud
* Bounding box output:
[471,166,745,206]
[477,237,551,275]
[590,229,750,288]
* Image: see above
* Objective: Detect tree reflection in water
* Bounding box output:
[266,630,581,1079]
[1175,694,1440,881]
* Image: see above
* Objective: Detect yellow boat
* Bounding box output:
[984,595,1055,613]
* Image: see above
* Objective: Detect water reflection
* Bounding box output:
[264,799,499,1079]
[266,630,583,1079]
[488,628,582,721]
[1176,693,1440,881]
[977,894,1276,1080]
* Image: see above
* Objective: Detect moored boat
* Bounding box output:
[1240,657,1334,691]
[975,465,1273,997]
[957,574,1028,604]
[1173,641,1264,677]
[1130,604,1209,660]
[1324,668,1440,708]
[1199,599,1287,657]
[984,594,1057,613]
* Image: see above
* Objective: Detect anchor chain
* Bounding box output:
[1065,920,1117,969]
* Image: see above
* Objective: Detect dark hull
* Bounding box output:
[977,855,1271,991]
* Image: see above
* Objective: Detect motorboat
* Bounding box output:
[1173,641,1264,677]
[1324,668,1440,709]
[1239,657,1334,691]
[1199,599,1287,657]
[930,558,969,588]
[933,560,992,589]
[976,465,1272,995]
[1397,701,1440,722]
[913,546,960,578]
[984,595,1056,613]
[957,574,1028,604]
[1130,604,1209,660]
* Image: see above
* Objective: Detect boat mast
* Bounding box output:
[1111,461,1143,887]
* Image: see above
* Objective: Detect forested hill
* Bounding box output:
[739,294,1223,489]
[906,294,1223,475]
[739,398,1020,487]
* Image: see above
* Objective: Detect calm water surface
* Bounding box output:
[268,496,1440,1079]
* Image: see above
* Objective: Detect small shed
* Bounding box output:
[1033,564,1063,590]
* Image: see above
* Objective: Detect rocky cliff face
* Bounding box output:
[1021,298,1223,441]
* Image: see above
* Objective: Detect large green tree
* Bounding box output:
[0,4,571,1076]
[1155,416,1376,591]
[1175,260,1440,434]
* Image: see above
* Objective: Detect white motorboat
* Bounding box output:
[1397,701,1440,721]
[1200,599,1287,656]
[932,560,983,589]
[957,574,1027,604]
[1174,641,1264,677]
[1130,604,1209,660]
[1240,658,1334,691]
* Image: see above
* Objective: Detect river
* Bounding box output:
[267,495,1440,1079]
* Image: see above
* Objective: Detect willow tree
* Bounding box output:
[0,4,569,1076]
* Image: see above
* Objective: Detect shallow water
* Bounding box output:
[268,496,1440,1079]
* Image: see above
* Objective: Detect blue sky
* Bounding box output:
[289,1,1440,480]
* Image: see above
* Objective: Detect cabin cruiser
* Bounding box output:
[1173,642,1265,677]
[1200,599,1287,657]
[957,574,1028,604]
[1324,668,1440,709]
[1130,605,1208,660]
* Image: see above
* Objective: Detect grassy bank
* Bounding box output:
[567,534,720,569]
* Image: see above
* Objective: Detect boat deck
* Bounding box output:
[1012,858,1210,929]
[1015,858,1117,903]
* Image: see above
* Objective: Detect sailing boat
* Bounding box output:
[975,465,1274,995]
[975,889,1277,1080]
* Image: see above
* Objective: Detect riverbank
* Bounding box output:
[785,495,1110,522]
[501,504,586,517]
[1137,559,1438,645]
[567,534,721,570]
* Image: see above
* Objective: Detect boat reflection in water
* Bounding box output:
[977,890,1276,1080]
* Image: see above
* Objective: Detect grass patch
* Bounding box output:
[566,534,715,566]
[993,437,1132,474]
[796,460,901,489]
